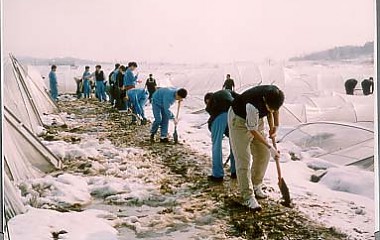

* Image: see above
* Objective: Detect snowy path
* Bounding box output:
[9,98,350,239]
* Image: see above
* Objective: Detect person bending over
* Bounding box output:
[150,88,187,143]
[361,77,374,95]
[228,85,283,211]
[344,79,358,95]
[204,90,236,182]
[127,88,149,125]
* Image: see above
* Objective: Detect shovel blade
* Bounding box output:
[278,177,291,207]
[173,127,178,143]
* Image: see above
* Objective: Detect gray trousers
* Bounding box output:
[228,107,270,200]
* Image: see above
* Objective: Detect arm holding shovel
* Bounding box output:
[246,104,280,158]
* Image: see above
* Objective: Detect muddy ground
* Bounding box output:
[50,97,347,240]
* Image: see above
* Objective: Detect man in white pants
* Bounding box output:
[228,85,284,211]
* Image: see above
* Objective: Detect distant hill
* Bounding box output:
[17,56,111,66]
[290,41,374,62]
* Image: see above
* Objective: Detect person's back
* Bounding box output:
[361,78,373,95]
[150,88,187,142]
[344,79,358,95]
[152,87,177,106]
[232,85,276,119]
[206,90,234,121]
[110,64,120,85]
[116,71,124,88]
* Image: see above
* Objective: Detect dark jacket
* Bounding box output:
[232,85,280,119]
[145,78,157,92]
[361,79,373,95]
[116,72,124,88]
[206,90,235,136]
[223,79,235,90]
[95,70,105,81]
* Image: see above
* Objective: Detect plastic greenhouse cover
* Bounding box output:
[279,122,374,168]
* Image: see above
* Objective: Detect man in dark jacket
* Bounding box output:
[228,85,283,211]
[90,65,107,102]
[204,90,236,182]
[145,74,157,103]
[114,65,126,110]
[223,74,235,91]
[344,79,358,95]
[361,77,374,95]
[109,63,120,105]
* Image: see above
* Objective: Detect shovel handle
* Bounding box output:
[272,138,282,181]
[176,101,181,120]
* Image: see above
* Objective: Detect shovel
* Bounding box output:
[272,138,291,207]
[173,101,181,144]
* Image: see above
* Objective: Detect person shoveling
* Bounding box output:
[228,85,290,211]
[150,87,187,143]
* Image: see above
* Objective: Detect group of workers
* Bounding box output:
[49,63,287,212]
[344,77,374,95]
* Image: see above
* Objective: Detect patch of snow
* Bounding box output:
[320,166,374,199]
[8,208,118,240]
[18,173,91,209]
[36,126,47,136]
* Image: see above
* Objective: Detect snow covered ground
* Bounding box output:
[8,60,375,239]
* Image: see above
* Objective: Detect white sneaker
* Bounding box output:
[242,195,262,211]
[254,185,268,199]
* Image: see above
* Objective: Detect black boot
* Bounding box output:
[207,175,224,182]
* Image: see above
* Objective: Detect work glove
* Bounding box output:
[269,146,280,159]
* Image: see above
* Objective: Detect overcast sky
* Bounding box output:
[3,0,374,63]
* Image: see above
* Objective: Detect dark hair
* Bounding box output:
[265,86,285,110]
[177,88,188,98]
[85,66,90,69]
[204,92,213,103]
[119,65,126,71]
[96,65,101,69]
[149,74,153,77]
[115,63,120,69]
[51,65,57,70]
[227,74,230,77]
[128,62,138,68]
[369,77,373,80]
